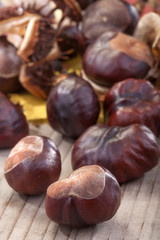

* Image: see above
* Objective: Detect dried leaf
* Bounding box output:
[9,92,47,121]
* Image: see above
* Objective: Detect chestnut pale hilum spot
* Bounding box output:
[4,136,43,172]
[110,32,153,67]
[47,165,105,199]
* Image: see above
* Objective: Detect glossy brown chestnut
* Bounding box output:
[0,92,28,148]
[45,165,121,227]
[4,135,61,195]
[82,0,139,42]
[83,31,153,87]
[0,36,22,93]
[47,75,100,138]
[72,124,159,184]
[104,78,160,136]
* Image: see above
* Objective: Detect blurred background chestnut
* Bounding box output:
[82,0,139,43]
[104,78,160,136]
[0,92,28,149]
[57,25,87,57]
[83,31,153,87]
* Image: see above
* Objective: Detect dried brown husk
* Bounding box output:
[17,17,56,62]
[0,1,57,63]
[19,42,60,99]
[53,0,82,23]
[134,12,160,59]
[0,0,83,98]
[134,12,160,83]
[0,0,82,64]
[19,62,53,99]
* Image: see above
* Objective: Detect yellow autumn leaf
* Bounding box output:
[9,91,47,121]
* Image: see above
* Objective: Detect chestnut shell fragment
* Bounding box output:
[104,78,160,136]
[45,165,121,227]
[47,75,100,138]
[4,135,61,195]
[83,31,153,87]
[0,92,28,149]
[72,124,159,184]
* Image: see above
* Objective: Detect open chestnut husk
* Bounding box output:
[82,0,139,43]
[83,31,153,87]
[0,4,57,63]
[0,92,28,149]
[0,36,22,93]
[19,58,62,99]
[4,135,61,195]
[45,165,121,228]
[53,0,82,23]
[72,124,160,184]
[104,78,160,136]
[47,75,100,138]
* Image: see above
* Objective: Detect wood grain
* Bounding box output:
[0,123,159,240]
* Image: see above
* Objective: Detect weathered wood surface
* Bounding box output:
[0,123,160,240]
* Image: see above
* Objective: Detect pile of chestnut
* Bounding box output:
[1,0,160,229]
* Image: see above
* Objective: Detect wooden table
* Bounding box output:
[0,123,160,240]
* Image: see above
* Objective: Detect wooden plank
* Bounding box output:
[124,166,159,240]
[106,179,143,240]
[139,164,160,240]
[8,195,44,240]
[0,192,28,240]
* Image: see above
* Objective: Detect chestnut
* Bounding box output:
[4,135,61,195]
[0,92,28,149]
[83,31,153,87]
[104,78,160,136]
[57,25,87,57]
[82,0,139,42]
[45,165,121,228]
[72,124,159,184]
[0,36,22,93]
[47,75,100,138]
